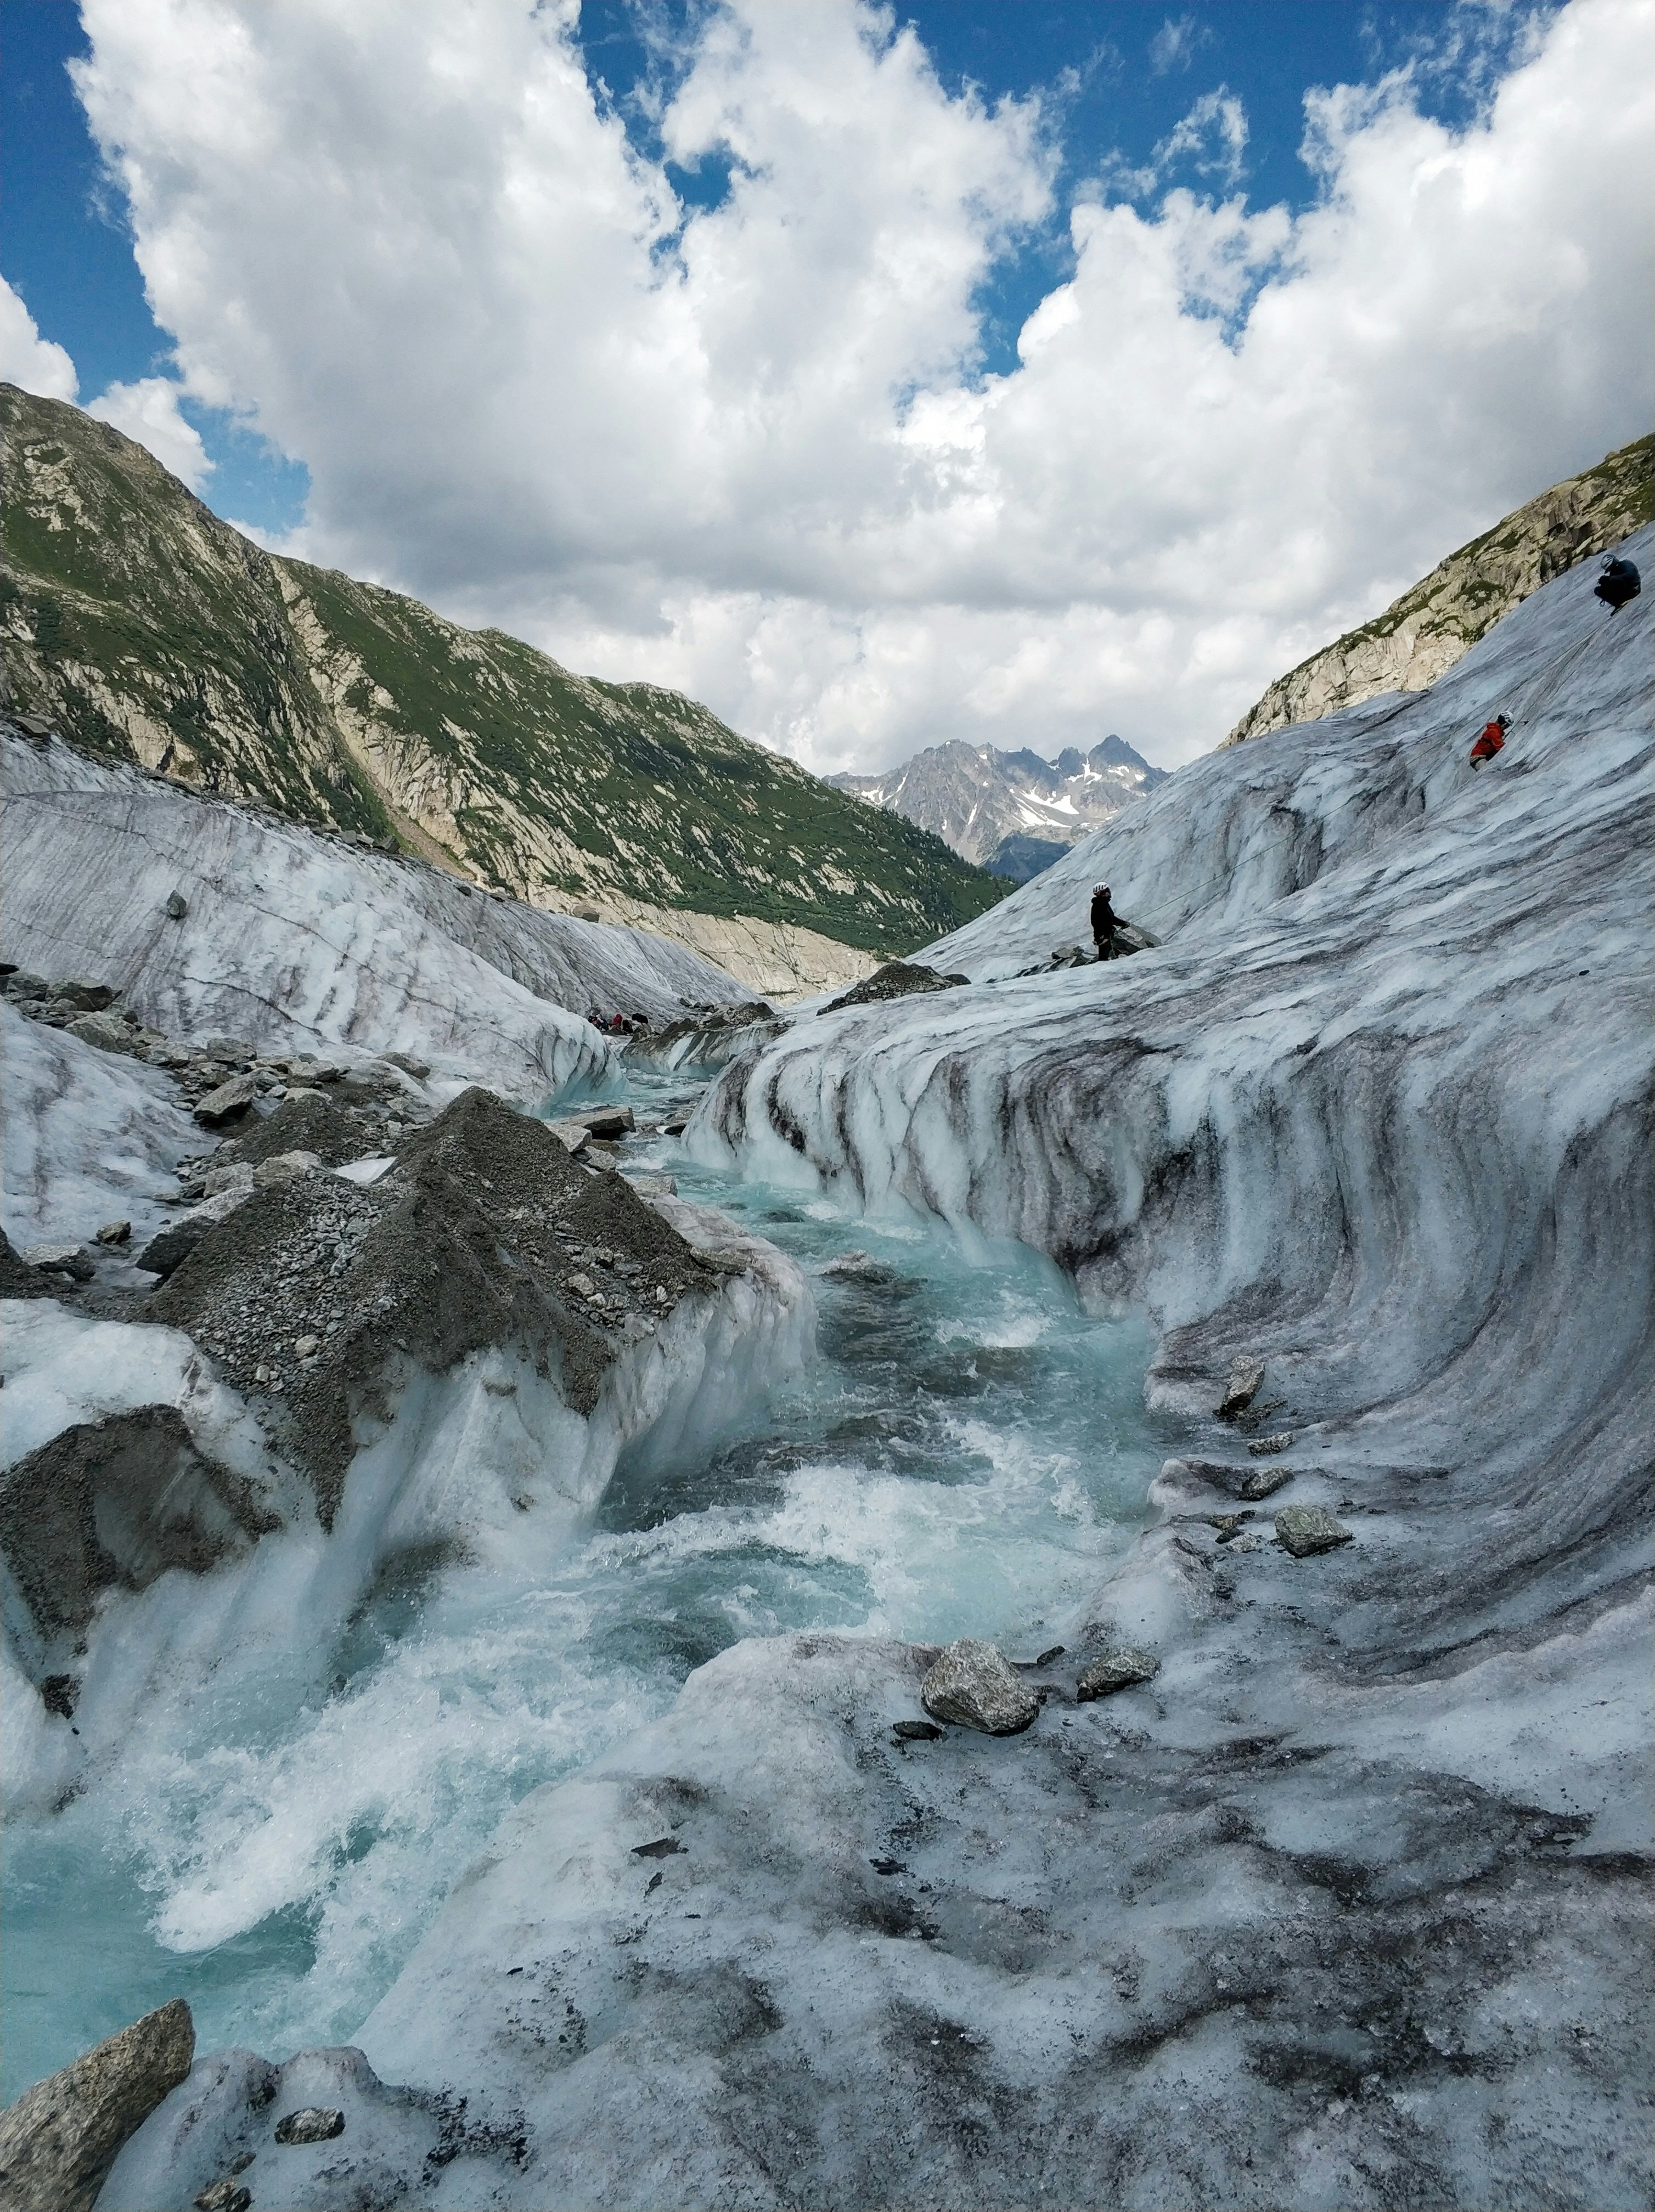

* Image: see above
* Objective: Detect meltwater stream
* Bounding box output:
[2,1071,1166,2103]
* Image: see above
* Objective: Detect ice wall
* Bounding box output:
[1,731,751,1099]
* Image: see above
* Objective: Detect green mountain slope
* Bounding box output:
[1,383,1004,963]
[1223,432,1653,747]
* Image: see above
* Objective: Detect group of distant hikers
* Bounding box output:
[1085,552,1641,958]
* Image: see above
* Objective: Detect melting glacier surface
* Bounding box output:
[1,1071,1164,2102]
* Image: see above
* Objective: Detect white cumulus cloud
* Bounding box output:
[0,275,78,402]
[85,376,215,491]
[67,0,1655,769]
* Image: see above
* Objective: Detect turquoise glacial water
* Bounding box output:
[1,1070,1166,2102]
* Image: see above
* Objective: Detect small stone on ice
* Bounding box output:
[892,1719,942,1741]
[273,2105,346,2145]
[294,1334,322,1358]
[194,2182,250,2212]
[96,1220,132,1245]
[1217,1359,1265,1419]
[1240,1464,1294,1500]
[1275,1504,1354,1556]
[24,1241,95,1281]
[920,1639,1039,1735]
[1076,1646,1161,1700]
[165,890,189,919]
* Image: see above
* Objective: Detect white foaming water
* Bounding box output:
[1,1073,1164,2101]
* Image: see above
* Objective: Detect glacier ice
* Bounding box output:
[1,731,754,1100]
[16,533,1655,2207]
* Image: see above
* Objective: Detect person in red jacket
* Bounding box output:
[1470,714,1511,768]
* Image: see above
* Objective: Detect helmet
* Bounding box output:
[1094,882,1110,895]
[1496,713,1510,728]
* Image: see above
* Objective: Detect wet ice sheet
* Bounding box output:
[1,1108,1162,2102]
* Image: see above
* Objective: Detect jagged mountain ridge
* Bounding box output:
[0,385,1004,980]
[1224,431,1652,746]
[828,732,1167,879]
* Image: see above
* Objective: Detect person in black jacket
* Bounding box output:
[1090,883,1119,960]
[1595,554,1641,612]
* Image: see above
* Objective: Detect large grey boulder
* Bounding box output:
[920,1638,1039,1735]
[0,1999,194,2212]
[0,1406,281,1652]
[136,1184,255,1279]
[193,1072,257,1127]
[20,1241,95,1282]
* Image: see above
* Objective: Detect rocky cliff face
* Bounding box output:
[829,733,1166,877]
[1224,432,1652,747]
[1,386,1001,984]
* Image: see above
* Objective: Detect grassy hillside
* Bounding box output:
[1,383,1004,957]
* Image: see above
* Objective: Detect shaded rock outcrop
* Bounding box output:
[0,1999,194,2212]
[0,1407,281,1652]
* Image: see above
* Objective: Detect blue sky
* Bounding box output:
[2,1,1644,769]
[4,0,1552,537]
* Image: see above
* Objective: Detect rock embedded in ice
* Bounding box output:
[1216,1359,1265,1419]
[1239,1464,1294,1500]
[95,1220,132,1245]
[1075,1645,1162,1699]
[892,1718,943,1741]
[193,2180,249,2212]
[272,2107,345,2146]
[573,1104,635,1139]
[1274,1503,1354,1556]
[192,1073,257,1127]
[22,1240,96,1282]
[0,1996,194,2212]
[1247,1431,1293,1456]
[0,1404,282,1645]
[920,1638,1039,1735]
[163,890,188,919]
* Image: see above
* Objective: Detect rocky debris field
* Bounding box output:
[145,1087,720,1527]
[819,959,969,1013]
[622,998,789,1076]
